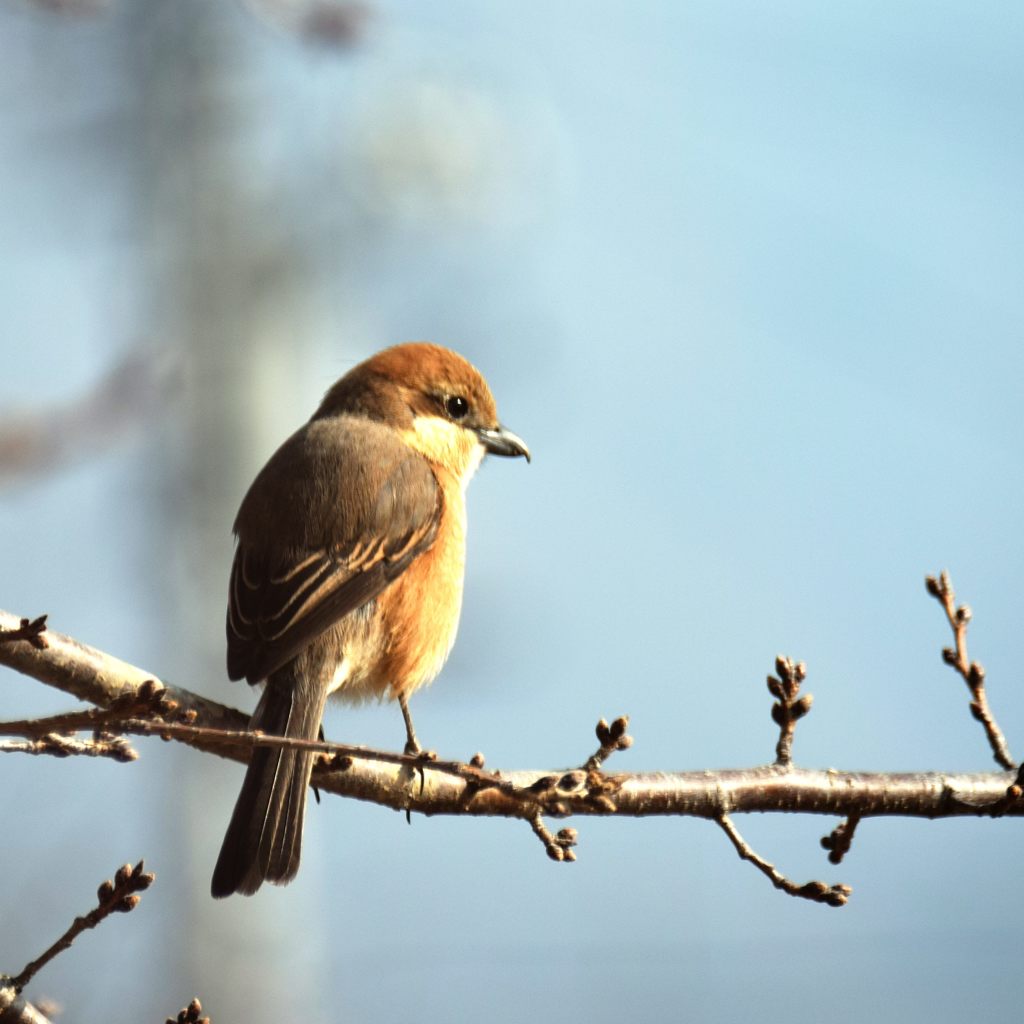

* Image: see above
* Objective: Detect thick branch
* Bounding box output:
[0,988,54,1024]
[2,608,1022,826]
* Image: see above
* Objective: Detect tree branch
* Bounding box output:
[717,814,851,907]
[2,606,1021,818]
[926,571,1014,769]
[3,592,1023,909]
[9,861,154,993]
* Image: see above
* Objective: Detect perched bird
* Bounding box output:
[211,342,529,898]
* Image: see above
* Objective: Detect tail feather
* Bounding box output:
[211,666,329,898]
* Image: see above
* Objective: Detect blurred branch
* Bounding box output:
[16,0,110,15]
[0,988,54,1024]
[2,576,1022,910]
[0,733,136,760]
[240,0,371,46]
[717,814,851,907]
[0,348,179,489]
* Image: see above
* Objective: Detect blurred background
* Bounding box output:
[2,1,1023,1021]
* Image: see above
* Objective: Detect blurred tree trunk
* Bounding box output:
[136,2,328,1018]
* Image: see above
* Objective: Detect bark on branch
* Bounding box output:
[2,607,1020,820]
[2,585,1022,910]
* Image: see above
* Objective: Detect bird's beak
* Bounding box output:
[477,425,531,463]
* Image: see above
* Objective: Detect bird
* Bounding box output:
[211,342,529,898]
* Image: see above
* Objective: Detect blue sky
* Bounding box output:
[2,2,1023,1021]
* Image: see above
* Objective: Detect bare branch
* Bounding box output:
[2,608,1023,822]
[0,609,246,735]
[3,605,1024,913]
[0,349,179,489]
[9,860,155,992]
[0,733,137,761]
[717,814,851,907]
[241,0,371,46]
[926,571,1013,769]
[529,814,578,862]
[0,987,54,1024]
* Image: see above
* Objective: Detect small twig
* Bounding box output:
[926,571,1014,770]
[0,615,48,650]
[767,656,813,765]
[0,733,136,761]
[820,815,861,865]
[9,860,155,992]
[528,813,578,862]
[716,814,850,907]
[0,700,529,802]
[520,717,635,862]
[584,716,633,771]
[0,679,184,741]
[166,997,210,1024]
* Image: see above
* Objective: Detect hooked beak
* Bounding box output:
[477,425,531,463]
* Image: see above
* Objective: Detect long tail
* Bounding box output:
[211,664,329,898]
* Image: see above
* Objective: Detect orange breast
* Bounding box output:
[368,468,467,701]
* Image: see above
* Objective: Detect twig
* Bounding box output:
[820,815,861,865]
[0,733,136,761]
[767,655,813,765]
[717,814,851,907]
[584,716,633,771]
[0,680,176,737]
[528,814,579,862]
[0,615,48,650]
[517,716,634,859]
[926,571,1014,770]
[166,997,210,1024]
[9,860,154,992]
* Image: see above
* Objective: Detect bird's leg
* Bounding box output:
[399,694,420,756]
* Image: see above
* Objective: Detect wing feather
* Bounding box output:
[226,418,441,683]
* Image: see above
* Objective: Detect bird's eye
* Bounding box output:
[444,395,470,420]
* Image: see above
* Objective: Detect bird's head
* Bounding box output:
[315,342,530,481]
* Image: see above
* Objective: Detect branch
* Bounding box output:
[820,815,861,865]
[0,349,179,489]
[717,814,851,907]
[6,860,154,993]
[0,988,55,1024]
[767,656,813,765]
[3,602,1023,910]
[0,615,48,649]
[2,607,1020,817]
[926,571,1014,769]
[0,733,136,761]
